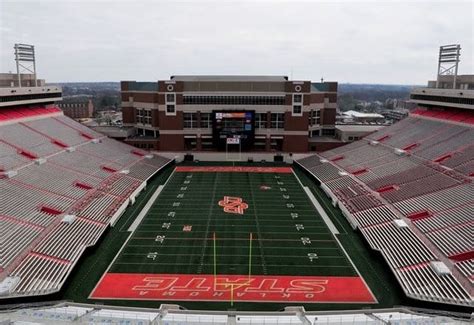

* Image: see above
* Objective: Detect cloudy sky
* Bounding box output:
[1,0,472,84]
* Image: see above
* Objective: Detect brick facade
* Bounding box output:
[121,76,338,152]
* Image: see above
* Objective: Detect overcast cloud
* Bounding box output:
[1,0,473,84]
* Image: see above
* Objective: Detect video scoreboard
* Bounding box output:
[212,111,255,150]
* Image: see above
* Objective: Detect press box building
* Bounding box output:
[120,75,339,152]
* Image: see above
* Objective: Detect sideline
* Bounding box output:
[293,170,339,235]
[127,169,175,232]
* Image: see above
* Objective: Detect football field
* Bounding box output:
[91,166,375,304]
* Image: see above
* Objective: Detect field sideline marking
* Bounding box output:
[292,169,377,302]
[292,170,339,235]
[128,169,175,232]
[127,185,164,232]
[310,186,349,235]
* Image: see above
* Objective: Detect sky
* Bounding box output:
[1,0,473,84]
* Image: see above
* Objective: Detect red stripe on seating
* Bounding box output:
[376,185,398,193]
[74,181,93,190]
[448,251,474,262]
[175,166,293,173]
[402,143,418,151]
[131,149,145,157]
[52,139,69,148]
[376,135,390,142]
[398,261,429,272]
[30,252,71,265]
[407,210,432,221]
[91,273,376,303]
[19,150,38,159]
[40,206,62,215]
[330,156,344,162]
[80,132,94,140]
[352,168,368,175]
[102,166,118,173]
[433,153,453,163]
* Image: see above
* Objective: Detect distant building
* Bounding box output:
[338,110,385,123]
[58,97,94,119]
[410,75,474,111]
[0,85,61,108]
[0,73,45,88]
[121,75,339,152]
[427,74,474,90]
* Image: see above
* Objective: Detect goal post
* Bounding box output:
[225,137,242,162]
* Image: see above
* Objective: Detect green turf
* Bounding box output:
[109,170,357,279]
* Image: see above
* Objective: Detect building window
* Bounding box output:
[165,92,176,115]
[309,109,320,126]
[182,95,285,105]
[322,128,335,136]
[270,113,284,129]
[293,105,302,115]
[166,105,175,114]
[200,113,211,128]
[292,94,303,116]
[183,112,197,128]
[166,93,175,102]
[255,113,268,129]
[136,108,152,125]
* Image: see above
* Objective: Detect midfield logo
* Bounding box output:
[218,196,249,215]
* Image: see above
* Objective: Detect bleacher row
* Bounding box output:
[0,109,171,298]
[296,113,473,306]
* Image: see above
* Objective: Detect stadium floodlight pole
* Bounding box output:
[14,44,37,88]
[436,44,461,89]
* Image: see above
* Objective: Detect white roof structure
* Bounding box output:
[342,110,385,119]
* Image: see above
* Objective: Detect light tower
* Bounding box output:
[436,44,461,89]
[14,43,37,88]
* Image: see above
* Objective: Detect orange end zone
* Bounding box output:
[91,273,376,303]
[175,166,293,173]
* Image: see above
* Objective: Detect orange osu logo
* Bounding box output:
[218,196,248,215]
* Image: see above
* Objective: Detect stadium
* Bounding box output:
[0,44,473,324]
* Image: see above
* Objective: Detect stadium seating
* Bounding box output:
[296,113,473,306]
[0,108,171,298]
[1,302,468,324]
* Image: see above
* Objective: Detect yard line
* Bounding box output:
[197,172,219,274]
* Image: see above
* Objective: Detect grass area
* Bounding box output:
[110,170,356,278]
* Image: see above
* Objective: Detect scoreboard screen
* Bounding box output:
[212,111,255,150]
